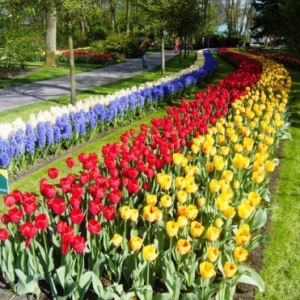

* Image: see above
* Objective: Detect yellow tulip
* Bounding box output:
[222,170,233,183]
[119,206,131,220]
[238,202,254,219]
[177,190,188,204]
[155,209,163,222]
[199,261,216,279]
[129,236,143,252]
[112,233,123,248]
[265,160,276,172]
[159,174,172,190]
[206,226,220,242]
[224,206,236,219]
[213,155,225,171]
[143,205,159,223]
[220,146,230,156]
[142,245,158,261]
[205,161,214,172]
[185,204,198,220]
[232,180,240,190]
[176,239,191,255]
[198,197,206,207]
[243,137,254,152]
[189,221,205,238]
[175,176,186,189]
[173,152,184,165]
[223,261,237,278]
[146,194,157,206]
[177,215,188,229]
[186,183,198,194]
[235,224,251,245]
[252,170,265,183]
[177,205,187,216]
[234,247,248,262]
[233,143,243,153]
[160,194,173,208]
[214,218,224,228]
[209,179,221,193]
[206,247,219,262]
[247,192,261,206]
[216,195,229,211]
[130,208,139,222]
[166,221,179,237]
[233,153,250,169]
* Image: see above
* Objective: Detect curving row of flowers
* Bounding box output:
[0,49,291,300]
[0,50,216,175]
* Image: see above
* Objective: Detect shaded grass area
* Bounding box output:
[0,54,197,124]
[255,67,300,300]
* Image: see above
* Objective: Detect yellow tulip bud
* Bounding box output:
[112,233,123,248]
[130,208,139,222]
[142,245,158,261]
[189,221,205,238]
[206,247,219,262]
[146,194,157,206]
[166,221,179,237]
[160,194,173,208]
[119,206,131,220]
[129,236,143,252]
[233,247,248,262]
[206,226,220,242]
[177,190,188,204]
[199,261,216,279]
[176,239,191,255]
[223,261,237,278]
[177,215,188,229]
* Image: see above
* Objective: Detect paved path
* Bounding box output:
[0,51,176,113]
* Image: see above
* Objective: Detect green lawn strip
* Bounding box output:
[0,62,103,89]
[255,67,300,300]
[0,54,196,124]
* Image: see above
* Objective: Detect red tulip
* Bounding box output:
[61,226,75,243]
[3,194,16,207]
[35,214,49,230]
[126,179,140,194]
[40,183,57,198]
[66,157,75,168]
[56,220,68,234]
[8,207,23,223]
[122,167,139,179]
[0,228,9,241]
[49,198,66,215]
[87,219,101,234]
[70,196,81,209]
[62,243,69,255]
[60,177,72,194]
[109,176,121,189]
[80,172,90,185]
[71,235,86,253]
[47,167,59,179]
[70,208,84,224]
[95,176,109,188]
[143,182,151,191]
[88,185,106,199]
[71,184,84,198]
[104,156,116,169]
[108,189,122,204]
[23,197,38,215]
[88,199,103,215]
[20,222,37,238]
[103,206,116,221]
[10,190,23,203]
[1,213,10,225]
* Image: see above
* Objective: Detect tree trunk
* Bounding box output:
[45,9,57,67]
[126,0,131,36]
[68,33,76,105]
[160,28,165,76]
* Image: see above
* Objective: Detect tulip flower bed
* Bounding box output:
[0,50,216,175]
[247,48,300,70]
[57,50,118,65]
[0,48,291,300]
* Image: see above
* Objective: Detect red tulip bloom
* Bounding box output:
[103,206,116,221]
[11,189,23,203]
[47,167,59,179]
[49,198,66,215]
[56,220,68,234]
[108,189,122,204]
[1,213,10,225]
[62,243,69,255]
[61,226,75,243]
[126,179,140,194]
[60,177,72,194]
[3,194,16,207]
[23,197,38,215]
[0,228,9,241]
[40,183,57,198]
[88,199,103,215]
[89,166,100,180]
[35,214,49,230]
[80,172,90,185]
[143,182,151,191]
[71,235,86,253]
[122,167,139,179]
[87,219,101,235]
[8,207,23,223]
[70,208,84,224]
[71,184,84,199]
[70,196,81,209]
[104,156,116,169]
[66,157,75,168]
[109,176,121,189]
[20,222,37,238]
[95,175,109,188]
[88,185,106,199]
[109,168,119,178]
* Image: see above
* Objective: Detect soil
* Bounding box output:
[0,67,284,300]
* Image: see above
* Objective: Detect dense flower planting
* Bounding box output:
[247,48,300,70]
[0,50,216,175]
[57,50,117,65]
[0,49,291,300]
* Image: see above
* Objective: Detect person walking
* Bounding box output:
[174,37,180,53]
[139,33,157,68]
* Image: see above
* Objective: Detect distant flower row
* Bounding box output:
[0,50,216,174]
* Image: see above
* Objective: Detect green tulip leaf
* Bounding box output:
[180,293,198,300]
[237,265,265,292]
[248,207,267,230]
[15,269,41,296]
[152,292,173,300]
[78,271,93,298]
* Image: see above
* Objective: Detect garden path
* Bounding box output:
[0,51,176,113]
